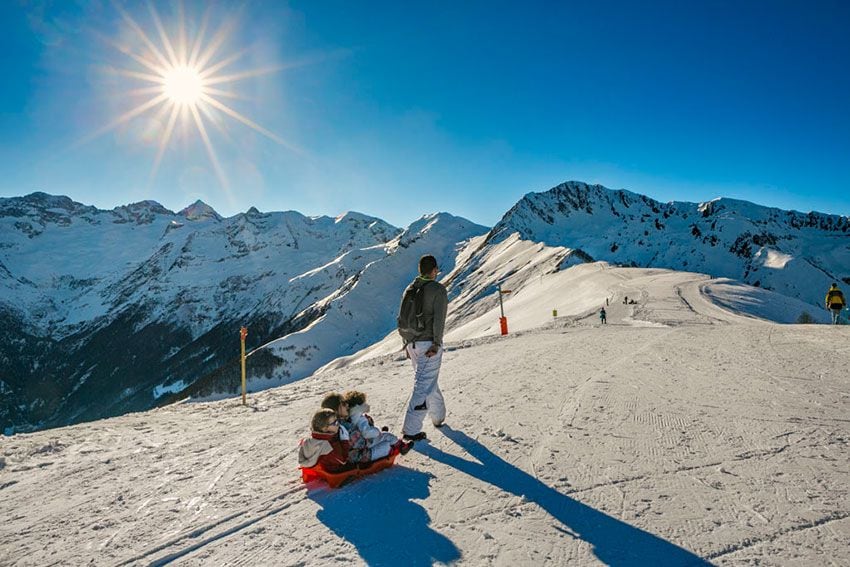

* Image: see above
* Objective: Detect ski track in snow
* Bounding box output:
[1,269,848,565]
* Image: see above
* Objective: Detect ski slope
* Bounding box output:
[1,267,848,565]
[324,258,832,370]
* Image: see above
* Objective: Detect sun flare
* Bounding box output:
[163,66,204,105]
[88,3,294,189]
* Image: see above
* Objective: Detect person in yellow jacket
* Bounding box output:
[825,283,846,324]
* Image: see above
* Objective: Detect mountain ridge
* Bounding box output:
[2,183,847,433]
[485,181,849,306]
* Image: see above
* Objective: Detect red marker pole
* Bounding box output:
[498,285,512,335]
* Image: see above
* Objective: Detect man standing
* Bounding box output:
[399,254,448,441]
[825,283,846,325]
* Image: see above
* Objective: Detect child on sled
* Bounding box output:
[321,390,412,465]
[297,408,355,473]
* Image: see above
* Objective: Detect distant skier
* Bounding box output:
[599,307,607,325]
[825,283,846,325]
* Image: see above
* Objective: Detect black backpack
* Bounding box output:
[397,281,433,344]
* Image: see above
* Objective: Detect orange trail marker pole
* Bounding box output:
[498,285,512,335]
[240,327,248,406]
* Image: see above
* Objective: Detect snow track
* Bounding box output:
[1,266,848,565]
[118,484,307,566]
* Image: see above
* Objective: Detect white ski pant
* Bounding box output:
[369,432,398,460]
[402,340,446,435]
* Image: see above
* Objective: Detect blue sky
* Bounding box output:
[1,0,848,227]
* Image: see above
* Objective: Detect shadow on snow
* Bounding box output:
[308,465,461,566]
[419,426,712,566]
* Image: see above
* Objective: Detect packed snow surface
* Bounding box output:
[326,247,834,370]
[1,268,848,565]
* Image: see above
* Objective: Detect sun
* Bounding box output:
[163,66,204,106]
[87,3,297,189]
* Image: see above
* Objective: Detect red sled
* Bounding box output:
[300,453,399,488]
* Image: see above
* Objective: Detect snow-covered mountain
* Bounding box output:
[2,182,847,434]
[330,182,848,371]
[173,212,489,401]
[485,181,849,308]
[0,192,486,433]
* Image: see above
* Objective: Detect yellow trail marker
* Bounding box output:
[240,327,248,406]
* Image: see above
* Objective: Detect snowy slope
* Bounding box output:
[179,213,489,399]
[2,267,847,565]
[326,183,847,372]
[0,193,485,433]
[252,214,485,385]
[701,278,838,324]
[323,236,835,372]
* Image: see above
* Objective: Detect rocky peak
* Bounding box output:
[179,200,222,222]
[111,200,174,225]
[0,192,96,219]
[392,212,486,251]
[123,200,173,215]
[333,211,400,243]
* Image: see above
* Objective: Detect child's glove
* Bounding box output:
[338,424,350,441]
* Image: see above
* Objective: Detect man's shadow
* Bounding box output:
[309,465,461,566]
[420,426,711,566]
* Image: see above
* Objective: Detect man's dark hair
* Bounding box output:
[419,254,438,276]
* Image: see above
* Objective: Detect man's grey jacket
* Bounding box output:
[406,277,448,346]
